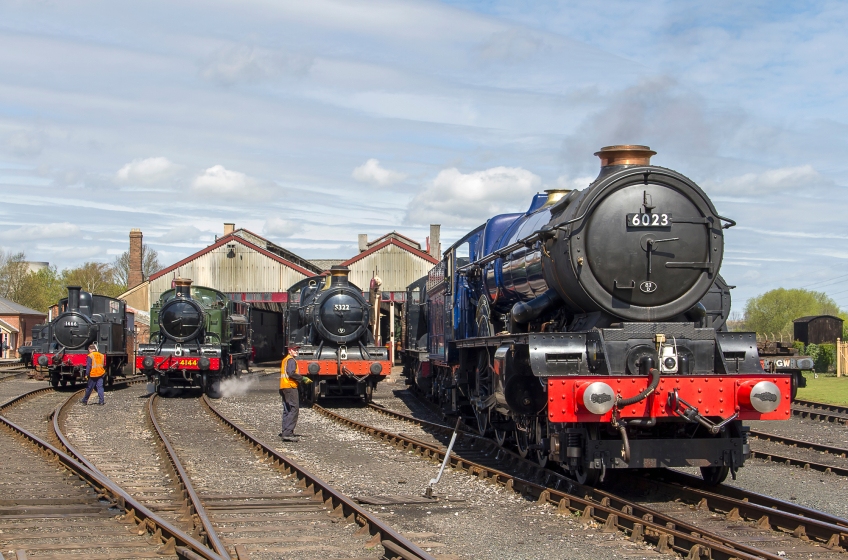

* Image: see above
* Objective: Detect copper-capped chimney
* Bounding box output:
[595,145,656,167]
[174,278,193,299]
[329,265,351,288]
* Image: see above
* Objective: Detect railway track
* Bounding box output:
[54,379,432,560]
[0,382,219,560]
[314,400,847,559]
[792,400,848,424]
[747,430,848,476]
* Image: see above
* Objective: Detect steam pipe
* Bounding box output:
[510,289,562,323]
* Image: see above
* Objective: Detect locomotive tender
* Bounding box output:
[286,265,390,402]
[137,278,250,396]
[404,145,791,485]
[33,286,128,388]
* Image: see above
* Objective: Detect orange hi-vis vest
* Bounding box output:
[280,355,299,389]
[88,352,106,378]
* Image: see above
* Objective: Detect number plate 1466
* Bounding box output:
[626,213,671,227]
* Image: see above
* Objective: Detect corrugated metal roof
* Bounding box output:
[343,241,436,293]
[149,240,309,304]
[309,259,345,271]
[0,297,46,316]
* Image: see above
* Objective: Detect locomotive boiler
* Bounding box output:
[286,265,390,402]
[33,286,128,388]
[137,278,250,397]
[407,145,790,486]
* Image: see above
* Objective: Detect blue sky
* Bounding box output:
[0,0,847,312]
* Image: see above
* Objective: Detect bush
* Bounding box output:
[793,340,805,354]
[806,343,835,373]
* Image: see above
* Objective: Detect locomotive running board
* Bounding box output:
[454,334,530,348]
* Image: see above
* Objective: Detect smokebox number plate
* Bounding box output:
[627,213,671,227]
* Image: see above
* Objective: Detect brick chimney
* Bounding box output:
[224,223,235,235]
[358,234,368,252]
[429,224,441,259]
[129,229,143,288]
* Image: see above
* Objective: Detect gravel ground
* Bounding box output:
[156,393,388,560]
[0,377,50,405]
[748,416,848,448]
[214,373,671,560]
[63,384,186,528]
[2,388,78,440]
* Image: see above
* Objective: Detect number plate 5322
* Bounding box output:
[626,213,671,227]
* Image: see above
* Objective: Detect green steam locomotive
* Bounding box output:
[137,278,251,396]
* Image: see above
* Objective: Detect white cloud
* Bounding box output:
[263,217,299,238]
[116,157,179,184]
[406,166,541,225]
[705,165,823,195]
[191,165,270,198]
[352,159,407,187]
[157,225,206,243]
[0,222,80,241]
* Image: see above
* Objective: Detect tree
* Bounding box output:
[14,266,65,313]
[61,262,124,298]
[0,249,29,301]
[112,244,162,290]
[743,288,841,337]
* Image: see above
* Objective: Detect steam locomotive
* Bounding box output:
[137,278,250,397]
[285,265,390,402]
[32,286,128,388]
[402,145,791,486]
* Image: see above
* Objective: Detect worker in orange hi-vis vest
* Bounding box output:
[279,346,311,442]
[80,343,106,406]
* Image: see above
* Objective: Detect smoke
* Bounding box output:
[217,375,257,398]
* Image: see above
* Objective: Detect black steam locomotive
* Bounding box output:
[33,286,128,388]
[286,265,390,401]
[402,145,791,486]
[137,278,251,397]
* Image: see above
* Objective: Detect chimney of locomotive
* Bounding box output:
[329,265,351,288]
[594,145,656,179]
[174,278,192,299]
[429,224,441,259]
[542,189,571,208]
[129,228,143,288]
[67,286,81,311]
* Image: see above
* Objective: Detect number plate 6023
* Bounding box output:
[626,213,671,227]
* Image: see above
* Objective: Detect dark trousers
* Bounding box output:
[82,376,105,404]
[280,388,299,436]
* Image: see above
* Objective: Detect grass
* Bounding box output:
[797,372,848,405]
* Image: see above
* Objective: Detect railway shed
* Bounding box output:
[794,315,844,345]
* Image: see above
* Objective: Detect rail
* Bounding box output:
[315,403,786,560]
[201,395,435,560]
[366,401,848,549]
[148,394,232,559]
[0,385,225,560]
